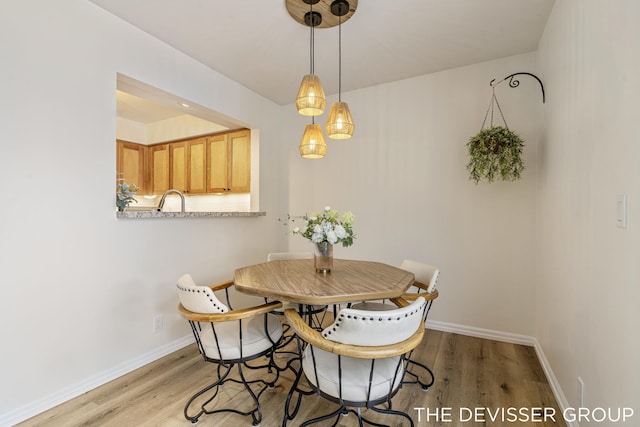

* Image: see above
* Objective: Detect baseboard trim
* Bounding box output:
[426,319,536,346]
[426,320,576,427]
[0,335,194,427]
[531,337,578,427]
[3,323,576,427]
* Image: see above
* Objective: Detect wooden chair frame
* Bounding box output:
[282,299,425,427]
[178,280,284,426]
[349,279,439,390]
[401,280,439,390]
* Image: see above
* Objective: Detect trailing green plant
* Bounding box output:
[466,126,525,184]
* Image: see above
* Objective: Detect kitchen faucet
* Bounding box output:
[158,189,186,212]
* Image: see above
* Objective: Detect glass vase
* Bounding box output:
[314,241,333,273]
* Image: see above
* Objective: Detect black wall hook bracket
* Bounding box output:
[490,72,545,103]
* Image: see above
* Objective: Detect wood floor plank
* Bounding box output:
[17,329,565,427]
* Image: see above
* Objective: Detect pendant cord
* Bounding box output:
[338,13,342,101]
[310,2,314,75]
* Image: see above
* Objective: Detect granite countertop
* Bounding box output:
[116,211,266,219]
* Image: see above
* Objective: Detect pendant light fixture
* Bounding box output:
[287,0,357,159]
[326,0,355,139]
[299,117,328,159]
[295,0,326,116]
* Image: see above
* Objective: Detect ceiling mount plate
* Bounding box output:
[304,11,322,27]
[286,0,357,29]
[331,0,349,17]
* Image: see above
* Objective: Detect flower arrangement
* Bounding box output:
[116,182,139,211]
[285,206,355,247]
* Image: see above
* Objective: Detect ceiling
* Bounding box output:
[94,0,555,110]
[116,90,184,124]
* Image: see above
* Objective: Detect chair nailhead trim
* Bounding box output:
[321,301,426,337]
[177,284,226,311]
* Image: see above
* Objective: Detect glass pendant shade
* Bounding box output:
[299,123,328,159]
[296,74,326,116]
[326,101,355,139]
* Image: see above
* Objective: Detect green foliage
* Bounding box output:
[282,206,355,248]
[116,182,139,211]
[466,126,525,184]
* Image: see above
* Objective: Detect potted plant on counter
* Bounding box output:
[116,182,139,211]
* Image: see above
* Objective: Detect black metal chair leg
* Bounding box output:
[402,359,435,390]
[183,363,233,423]
[281,357,315,426]
[184,357,280,425]
[237,362,262,426]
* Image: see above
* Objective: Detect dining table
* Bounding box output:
[233,258,415,306]
[234,258,417,425]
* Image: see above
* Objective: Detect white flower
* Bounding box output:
[285,206,355,248]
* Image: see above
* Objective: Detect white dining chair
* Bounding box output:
[176,274,284,425]
[282,297,426,426]
[350,260,440,390]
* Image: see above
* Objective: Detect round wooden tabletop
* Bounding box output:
[233,259,415,305]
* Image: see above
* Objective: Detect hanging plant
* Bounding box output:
[466,88,525,184]
[467,126,524,184]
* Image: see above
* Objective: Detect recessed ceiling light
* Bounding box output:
[178,102,190,108]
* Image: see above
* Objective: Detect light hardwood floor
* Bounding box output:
[18,329,565,427]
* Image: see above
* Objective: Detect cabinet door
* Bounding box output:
[150,145,169,194]
[187,137,207,194]
[170,142,187,192]
[228,129,251,193]
[207,134,229,193]
[117,140,146,192]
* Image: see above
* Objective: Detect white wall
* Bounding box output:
[5,0,638,424]
[536,0,640,417]
[285,52,543,336]
[0,0,287,421]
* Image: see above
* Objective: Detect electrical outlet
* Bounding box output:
[577,377,585,407]
[153,314,164,333]
[617,194,628,228]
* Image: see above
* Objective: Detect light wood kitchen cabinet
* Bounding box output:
[206,133,228,193]
[228,129,251,193]
[187,137,207,194]
[206,129,251,193]
[150,145,169,194]
[116,140,147,193]
[117,129,250,197]
[169,141,187,192]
